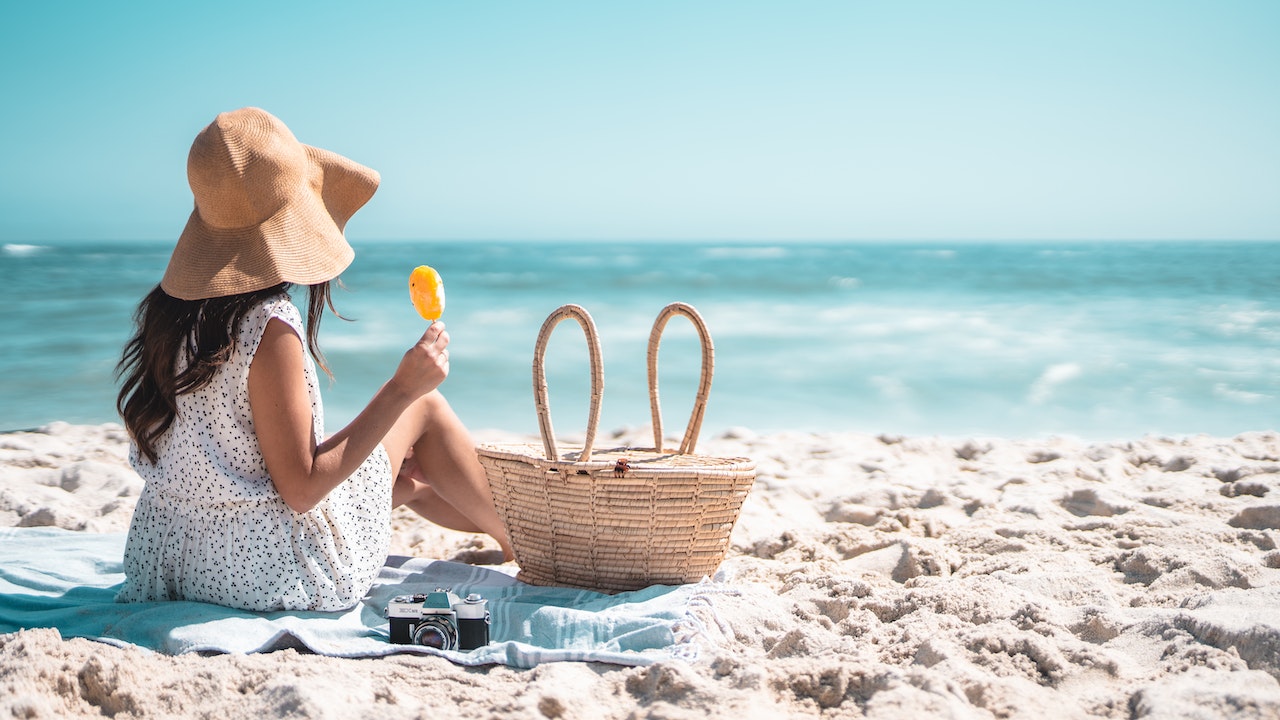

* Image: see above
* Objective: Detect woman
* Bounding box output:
[115,107,512,612]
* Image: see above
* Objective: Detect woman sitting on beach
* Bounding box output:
[114,107,513,612]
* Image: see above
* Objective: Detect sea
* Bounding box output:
[2,239,1278,442]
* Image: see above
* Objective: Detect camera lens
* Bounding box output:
[411,618,458,651]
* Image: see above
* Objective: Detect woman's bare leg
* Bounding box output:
[382,390,514,560]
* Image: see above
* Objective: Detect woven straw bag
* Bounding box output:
[476,302,756,593]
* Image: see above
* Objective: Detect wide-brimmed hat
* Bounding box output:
[160,107,380,300]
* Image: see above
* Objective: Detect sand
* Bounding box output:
[2,421,1280,719]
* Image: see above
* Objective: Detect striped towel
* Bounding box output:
[0,527,735,667]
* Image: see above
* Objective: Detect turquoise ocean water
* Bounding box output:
[1,240,1277,441]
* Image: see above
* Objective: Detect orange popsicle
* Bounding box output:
[408,265,446,321]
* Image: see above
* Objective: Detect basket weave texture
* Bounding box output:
[476,303,756,592]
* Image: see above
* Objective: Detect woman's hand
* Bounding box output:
[389,322,451,399]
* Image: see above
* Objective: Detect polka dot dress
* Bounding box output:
[116,295,393,612]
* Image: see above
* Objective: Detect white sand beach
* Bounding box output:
[2,421,1279,718]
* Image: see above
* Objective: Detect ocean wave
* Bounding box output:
[1213,383,1270,405]
[1029,363,1085,405]
[1214,308,1280,341]
[3,244,49,257]
[702,246,789,260]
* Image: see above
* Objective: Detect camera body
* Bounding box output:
[387,589,490,651]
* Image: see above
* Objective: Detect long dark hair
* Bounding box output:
[117,282,340,464]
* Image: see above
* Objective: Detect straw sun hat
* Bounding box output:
[160,107,380,301]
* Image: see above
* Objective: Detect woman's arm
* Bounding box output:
[248,317,449,513]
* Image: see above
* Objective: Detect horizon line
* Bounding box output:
[6,236,1280,246]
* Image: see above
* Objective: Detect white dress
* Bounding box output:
[116,294,392,612]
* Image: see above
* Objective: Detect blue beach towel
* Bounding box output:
[0,527,732,667]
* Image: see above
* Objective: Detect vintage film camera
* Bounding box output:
[387,589,490,651]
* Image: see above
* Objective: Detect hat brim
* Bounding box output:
[161,143,380,301]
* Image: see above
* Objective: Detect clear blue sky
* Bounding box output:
[1,1,1277,242]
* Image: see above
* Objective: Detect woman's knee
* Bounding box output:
[383,391,457,467]
[382,393,435,470]
[418,389,451,420]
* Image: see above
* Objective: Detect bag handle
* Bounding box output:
[533,304,604,462]
[648,302,714,455]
